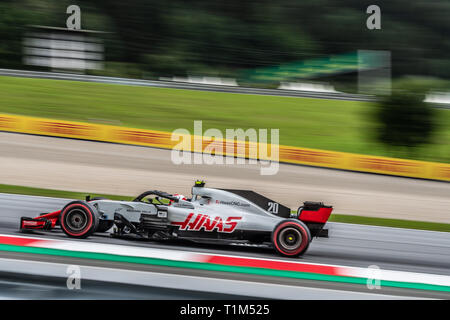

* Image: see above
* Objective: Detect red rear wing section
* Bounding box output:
[298,202,333,224]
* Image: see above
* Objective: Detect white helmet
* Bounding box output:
[169,193,187,205]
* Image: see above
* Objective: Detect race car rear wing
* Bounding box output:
[297,201,333,224]
[297,202,333,238]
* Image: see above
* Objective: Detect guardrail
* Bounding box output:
[0,113,449,182]
[2,68,449,108]
[0,68,374,102]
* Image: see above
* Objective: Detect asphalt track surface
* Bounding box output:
[0,269,253,300]
[1,192,449,276]
[0,131,449,223]
[0,132,449,298]
[0,255,432,300]
[0,193,448,299]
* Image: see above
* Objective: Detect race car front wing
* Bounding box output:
[20,210,60,230]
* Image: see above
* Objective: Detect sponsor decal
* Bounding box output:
[215,200,250,207]
[436,166,450,179]
[0,116,18,130]
[172,213,242,233]
[157,211,168,218]
[113,129,169,145]
[173,202,194,208]
[22,220,40,226]
[32,121,94,137]
[355,157,421,174]
[280,148,338,165]
[126,209,154,214]
[2,113,449,182]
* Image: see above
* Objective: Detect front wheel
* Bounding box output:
[60,201,99,238]
[272,220,311,257]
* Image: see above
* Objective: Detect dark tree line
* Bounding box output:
[0,0,449,80]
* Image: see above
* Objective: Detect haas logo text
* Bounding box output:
[172,213,242,233]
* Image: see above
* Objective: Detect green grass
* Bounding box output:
[0,184,133,202]
[0,76,449,163]
[329,214,450,233]
[1,184,448,233]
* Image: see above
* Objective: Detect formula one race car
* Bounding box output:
[20,181,333,257]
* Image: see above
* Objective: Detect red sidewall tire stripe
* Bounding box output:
[273,221,309,256]
[60,204,93,237]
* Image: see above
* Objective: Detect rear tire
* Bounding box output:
[272,220,311,257]
[60,201,99,239]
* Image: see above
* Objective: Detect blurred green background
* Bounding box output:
[0,0,449,82]
[1,75,449,163]
[0,0,448,163]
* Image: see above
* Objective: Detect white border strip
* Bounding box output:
[0,258,422,300]
[2,233,450,288]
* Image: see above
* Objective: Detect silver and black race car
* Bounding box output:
[20,180,333,257]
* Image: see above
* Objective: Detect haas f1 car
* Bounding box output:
[20,181,333,257]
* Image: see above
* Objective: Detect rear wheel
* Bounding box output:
[272,220,311,257]
[60,201,99,238]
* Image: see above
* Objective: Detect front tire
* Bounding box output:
[272,220,311,257]
[60,201,99,239]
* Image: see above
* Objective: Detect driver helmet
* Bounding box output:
[169,194,187,205]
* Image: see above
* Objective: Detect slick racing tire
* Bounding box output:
[272,219,311,257]
[60,201,99,239]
